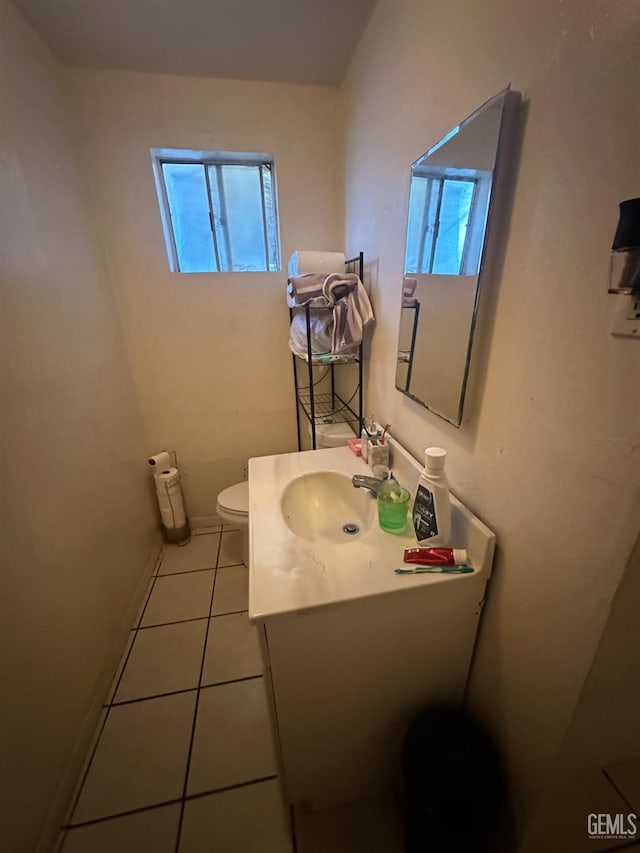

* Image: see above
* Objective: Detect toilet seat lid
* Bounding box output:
[218,481,249,515]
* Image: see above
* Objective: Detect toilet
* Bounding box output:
[308,420,355,448]
[216,422,353,565]
[216,480,250,567]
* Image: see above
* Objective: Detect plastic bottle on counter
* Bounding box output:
[411,447,451,546]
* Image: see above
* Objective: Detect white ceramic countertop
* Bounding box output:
[248,443,495,622]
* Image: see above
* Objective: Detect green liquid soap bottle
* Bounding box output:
[412,447,451,546]
[377,476,411,533]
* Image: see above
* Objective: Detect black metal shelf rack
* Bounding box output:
[290,252,364,450]
[397,301,420,393]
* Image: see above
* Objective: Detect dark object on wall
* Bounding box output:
[402,704,511,852]
[610,197,640,297]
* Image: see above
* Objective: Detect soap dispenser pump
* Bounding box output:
[412,447,451,546]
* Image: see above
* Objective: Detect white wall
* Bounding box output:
[66,70,344,519]
[0,3,158,850]
[522,531,640,851]
[342,0,640,828]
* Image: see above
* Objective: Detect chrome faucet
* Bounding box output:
[351,474,388,497]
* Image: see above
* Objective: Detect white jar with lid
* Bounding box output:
[411,447,451,546]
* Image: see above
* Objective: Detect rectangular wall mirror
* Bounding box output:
[396,87,510,426]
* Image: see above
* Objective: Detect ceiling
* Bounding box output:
[12,0,376,86]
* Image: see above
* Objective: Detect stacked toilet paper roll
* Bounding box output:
[288,250,346,277]
[148,450,171,470]
[154,467,186,530]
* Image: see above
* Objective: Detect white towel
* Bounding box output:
[288,273,375,354]
[287,274,327,308]
[330,278,375,353]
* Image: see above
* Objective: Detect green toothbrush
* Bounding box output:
[394,565,474,574]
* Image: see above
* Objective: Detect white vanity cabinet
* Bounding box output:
[249,441,495,812]
[258,577,488,811]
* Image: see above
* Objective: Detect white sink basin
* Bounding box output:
[280,471,374,543]
[249,445,495,621]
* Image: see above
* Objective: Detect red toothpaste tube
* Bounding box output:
[403,547,469,566]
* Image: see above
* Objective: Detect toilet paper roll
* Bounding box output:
[154,467,180,489]
[288,251,345,277]
[148,451,171,470]
[158,501,186,530]
[154,467,186,529]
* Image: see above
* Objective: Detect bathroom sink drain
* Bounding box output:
[343,523,360,535]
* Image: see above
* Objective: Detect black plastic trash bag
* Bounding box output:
[402,704,511,852]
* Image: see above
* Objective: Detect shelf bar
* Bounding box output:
[330,364,336,410]
[290,306,302,451]
[406,302,420,391]
[305,304,316,449]
[293,352,359,365]
[290,251,365,451]
[296,392,360,426]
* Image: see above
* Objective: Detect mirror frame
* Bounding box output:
[396,86,511,426]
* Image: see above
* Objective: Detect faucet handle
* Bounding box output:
[351,474,388,496]
[371,464,390,480]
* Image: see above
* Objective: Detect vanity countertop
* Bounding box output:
[248,444,495,622]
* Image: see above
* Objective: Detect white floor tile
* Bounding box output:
[218,529,244,567]
[141,571,214,627]
[133,577,156,628]
[105,632,136,704]
[212,566,248,615]
[158,534,220,575]
[62,708,109,825]
[62,804,181,853]
[72,693,196,823]
[180,780,292,853]
[294,795,404,853]
[201,613,262,686]
[187,679,277,795]
[114,621,207,702]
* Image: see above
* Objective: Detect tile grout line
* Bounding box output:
[63,532,246,846]
[200,673,262,690]
[63,797,183,831]
[62,696,112,827]
[140,567,217,629]
[107,564,161,701]
[135,575,158,630]
[62,563,156,830]
[105,687,197,709]
[137,615,210,631]
[173,528,224,853]
[62,774,279,831]
[155,565,217,578]
[135,606,249,633]
[61,552,162,832]
[104,673,263,709]
[152,528,232,577]
[601,768,638,817]
[211,607,248,616]
[181,773,279,803]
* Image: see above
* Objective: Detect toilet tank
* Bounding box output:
[307,421,355,448]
